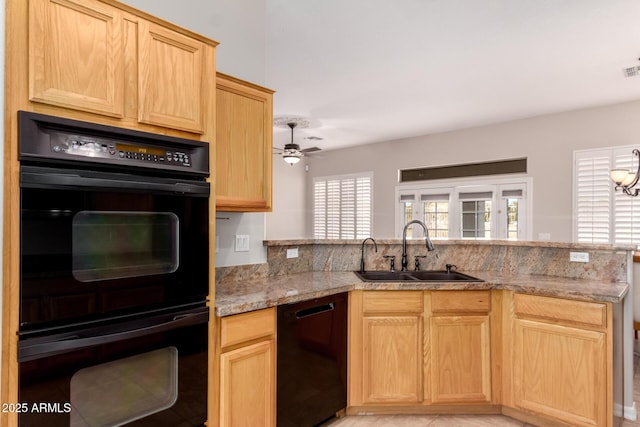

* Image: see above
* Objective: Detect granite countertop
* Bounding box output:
[214,270,629,317]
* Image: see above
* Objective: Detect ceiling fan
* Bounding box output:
[273,117,322,165]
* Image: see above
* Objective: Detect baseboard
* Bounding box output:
[624,401,637,421]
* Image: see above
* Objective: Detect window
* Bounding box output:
[314,172,373,239]
[459,191,492,239]
[422,194,449,238]
[396,177,530,240]
[574,146,640,245]
[502,189,524,240]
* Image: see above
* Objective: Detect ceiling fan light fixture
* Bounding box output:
[283,153,301,164]
[279,122,304,165]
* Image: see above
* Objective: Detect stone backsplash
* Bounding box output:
[216,239,632,284]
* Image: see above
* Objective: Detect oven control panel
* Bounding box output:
[19,111,209,177]
[50,134,192,167]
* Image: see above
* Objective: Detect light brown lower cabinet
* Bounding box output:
[348,290,613,427]
[216,308,276,427]
[210,291,614,427]
[357,291,424,404]
[510,293,611,427]
[430,291,493,404]
[348,290,498,409]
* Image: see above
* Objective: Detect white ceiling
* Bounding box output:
[266,0,640,152]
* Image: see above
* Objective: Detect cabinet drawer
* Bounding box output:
[431,290,491,313]
[514,293,606,328]
[363,291,423,314]
[220,308,276,348]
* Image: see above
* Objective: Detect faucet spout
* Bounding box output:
[401,220,434,271]
[360,237,378,273]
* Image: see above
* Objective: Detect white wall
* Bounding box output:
[305,100,640,242]
[214,155,308,266]
[266,154,309,239]
[120,0,266,84]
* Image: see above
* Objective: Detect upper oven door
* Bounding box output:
[20,165,210,333]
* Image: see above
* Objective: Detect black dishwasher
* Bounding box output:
[277,292,348,427]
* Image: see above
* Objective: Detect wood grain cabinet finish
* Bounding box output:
[5,2,217,425]
[349,291,424,405]
[511,293,610,427]
[29,0,125,117]
[218,308,276,427]
[28,0,215,134]
[429,291,493,404]
[138,21,206,133]
[216,73,274,211]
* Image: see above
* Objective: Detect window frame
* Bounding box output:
[396,176,532,240]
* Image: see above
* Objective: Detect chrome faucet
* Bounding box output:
[360,238,378,273]
[401,220,434,271]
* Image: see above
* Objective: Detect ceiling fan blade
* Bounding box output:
[301,146,322,153]
[273,147,284,153]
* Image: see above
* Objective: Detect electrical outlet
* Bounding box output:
[234,234,250,252]
[286,248,299,259]
[569,251,589,263]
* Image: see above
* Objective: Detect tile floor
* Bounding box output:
[327,343,640,427]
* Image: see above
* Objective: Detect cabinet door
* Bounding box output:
[361,315,423,403]
[138,21,205,133]
[216,74,273,211]
[513,318,606,427]
[29,0,124,117]
[219,339,276,427]
[430,315,491,403]
[349,291,424,406]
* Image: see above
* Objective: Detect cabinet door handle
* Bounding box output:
[295,303,335,319]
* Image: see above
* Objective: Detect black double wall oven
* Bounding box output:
[17,111,210,426]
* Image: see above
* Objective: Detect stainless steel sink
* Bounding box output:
[354,270,483,282]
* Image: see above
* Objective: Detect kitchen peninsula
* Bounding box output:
[215,239,631,427]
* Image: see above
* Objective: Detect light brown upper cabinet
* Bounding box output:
[29,0,125,117]
[138,21,207,133]
[28,0,216,134]
[216,73,274,212]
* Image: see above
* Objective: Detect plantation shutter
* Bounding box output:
[356,176,372,238]
[613,148,640,244]
[326,179,341,239]
[313,172,373,239]
[574,150,611,243]
[313,180,326,239]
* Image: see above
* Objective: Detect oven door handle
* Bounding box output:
[20,166,210,196]
[19,310,209,362]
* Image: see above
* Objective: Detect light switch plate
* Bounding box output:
[286,248,299,259]
[235,234,250,252]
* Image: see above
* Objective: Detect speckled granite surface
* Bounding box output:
[215,270,628,317]
[264,239,631,281]
[215,240,632,317]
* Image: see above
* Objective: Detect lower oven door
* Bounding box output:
[18,306,208,427]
